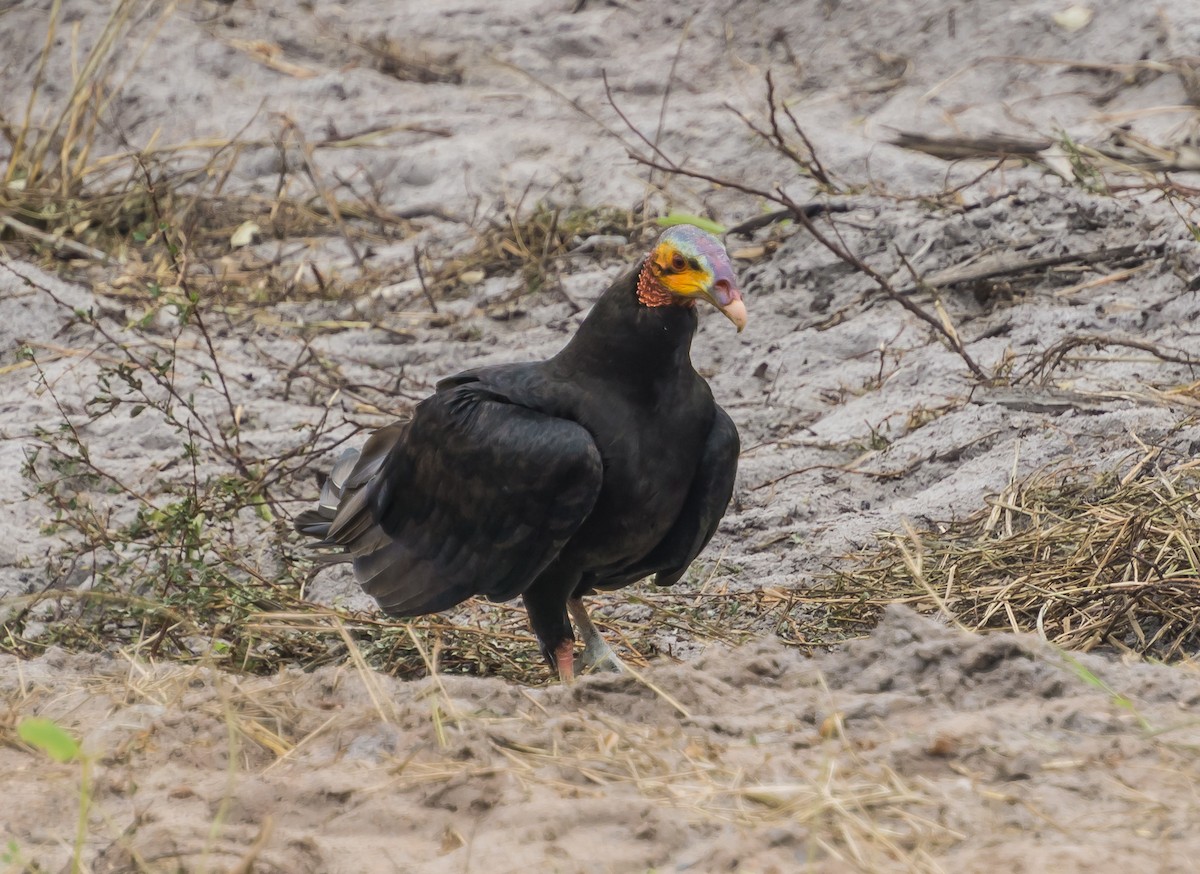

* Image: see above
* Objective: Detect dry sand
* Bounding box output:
[8,607,1200,873]
[3,0,1200,871]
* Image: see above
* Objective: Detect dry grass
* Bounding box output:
[489,714,952,872]
[3,637,957,873]
[830,451,1200,661]
[0,0,643,689]
[423,203,641,305]
[0,3,644,688]
[1,0,638,318]
[0,1,418,309]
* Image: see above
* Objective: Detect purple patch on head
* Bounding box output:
[658,224,727,262]
[657,224,737,286]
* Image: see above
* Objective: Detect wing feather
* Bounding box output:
[318,384,603,616]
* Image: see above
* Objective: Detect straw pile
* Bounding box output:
[841,454,1200,660]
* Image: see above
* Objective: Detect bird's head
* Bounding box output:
[637,225,747,332]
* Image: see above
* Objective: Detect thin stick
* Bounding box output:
[1021,334,1200,383]
[412,245,439,313]
[915,243,1160,292]
[0,214,114,263]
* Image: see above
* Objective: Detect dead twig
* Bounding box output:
[604,73,990,380]
[889,131,1052,161]
[727,203,853,236]
[1020,334,1200,384]
[412,245,438,313]
[281,116,366,270]
[0,214,116,264]
[726,71,837,190]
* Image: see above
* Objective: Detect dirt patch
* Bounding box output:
[6,607,1200,873]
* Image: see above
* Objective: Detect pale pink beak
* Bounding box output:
[706,277,747,332]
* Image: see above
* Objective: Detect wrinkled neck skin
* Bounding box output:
[553,260,698,382]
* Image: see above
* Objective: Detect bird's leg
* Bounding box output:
[525,587,578,683]
[567,598,625,674]
[552,639,575,683]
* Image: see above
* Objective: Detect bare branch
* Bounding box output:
[627,143,990,379]
[1019,334,1200,384]
[601,70,679,171]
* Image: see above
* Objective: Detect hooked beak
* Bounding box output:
[704,277,747,333]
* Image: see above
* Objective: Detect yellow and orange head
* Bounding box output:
[641,225,747,332]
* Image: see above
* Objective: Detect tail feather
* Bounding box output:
[294,425,407,562]
[318,447,360,514]
[294,445,363,554]
[323,485,376,545]
[293,509,333,539]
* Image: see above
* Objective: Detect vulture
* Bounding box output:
[295,225,745,681]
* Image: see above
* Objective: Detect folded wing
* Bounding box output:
[587,404,739,592]
[305,384,604,616]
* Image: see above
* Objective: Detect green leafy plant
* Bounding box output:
[18,718,91,874]
[655,213,726,235]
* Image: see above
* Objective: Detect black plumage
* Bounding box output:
[295,225,745,680]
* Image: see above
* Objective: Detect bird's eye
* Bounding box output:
[670,253,687,271]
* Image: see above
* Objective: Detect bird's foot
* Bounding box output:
[566,597,626,675]
[578,636,625,674]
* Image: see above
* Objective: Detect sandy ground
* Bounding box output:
[8,607,1200,873]
[3,0,1200,871]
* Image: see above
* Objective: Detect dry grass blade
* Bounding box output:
[834,459,1200,661]
[612,660,692,719]
[489,708,951,870]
